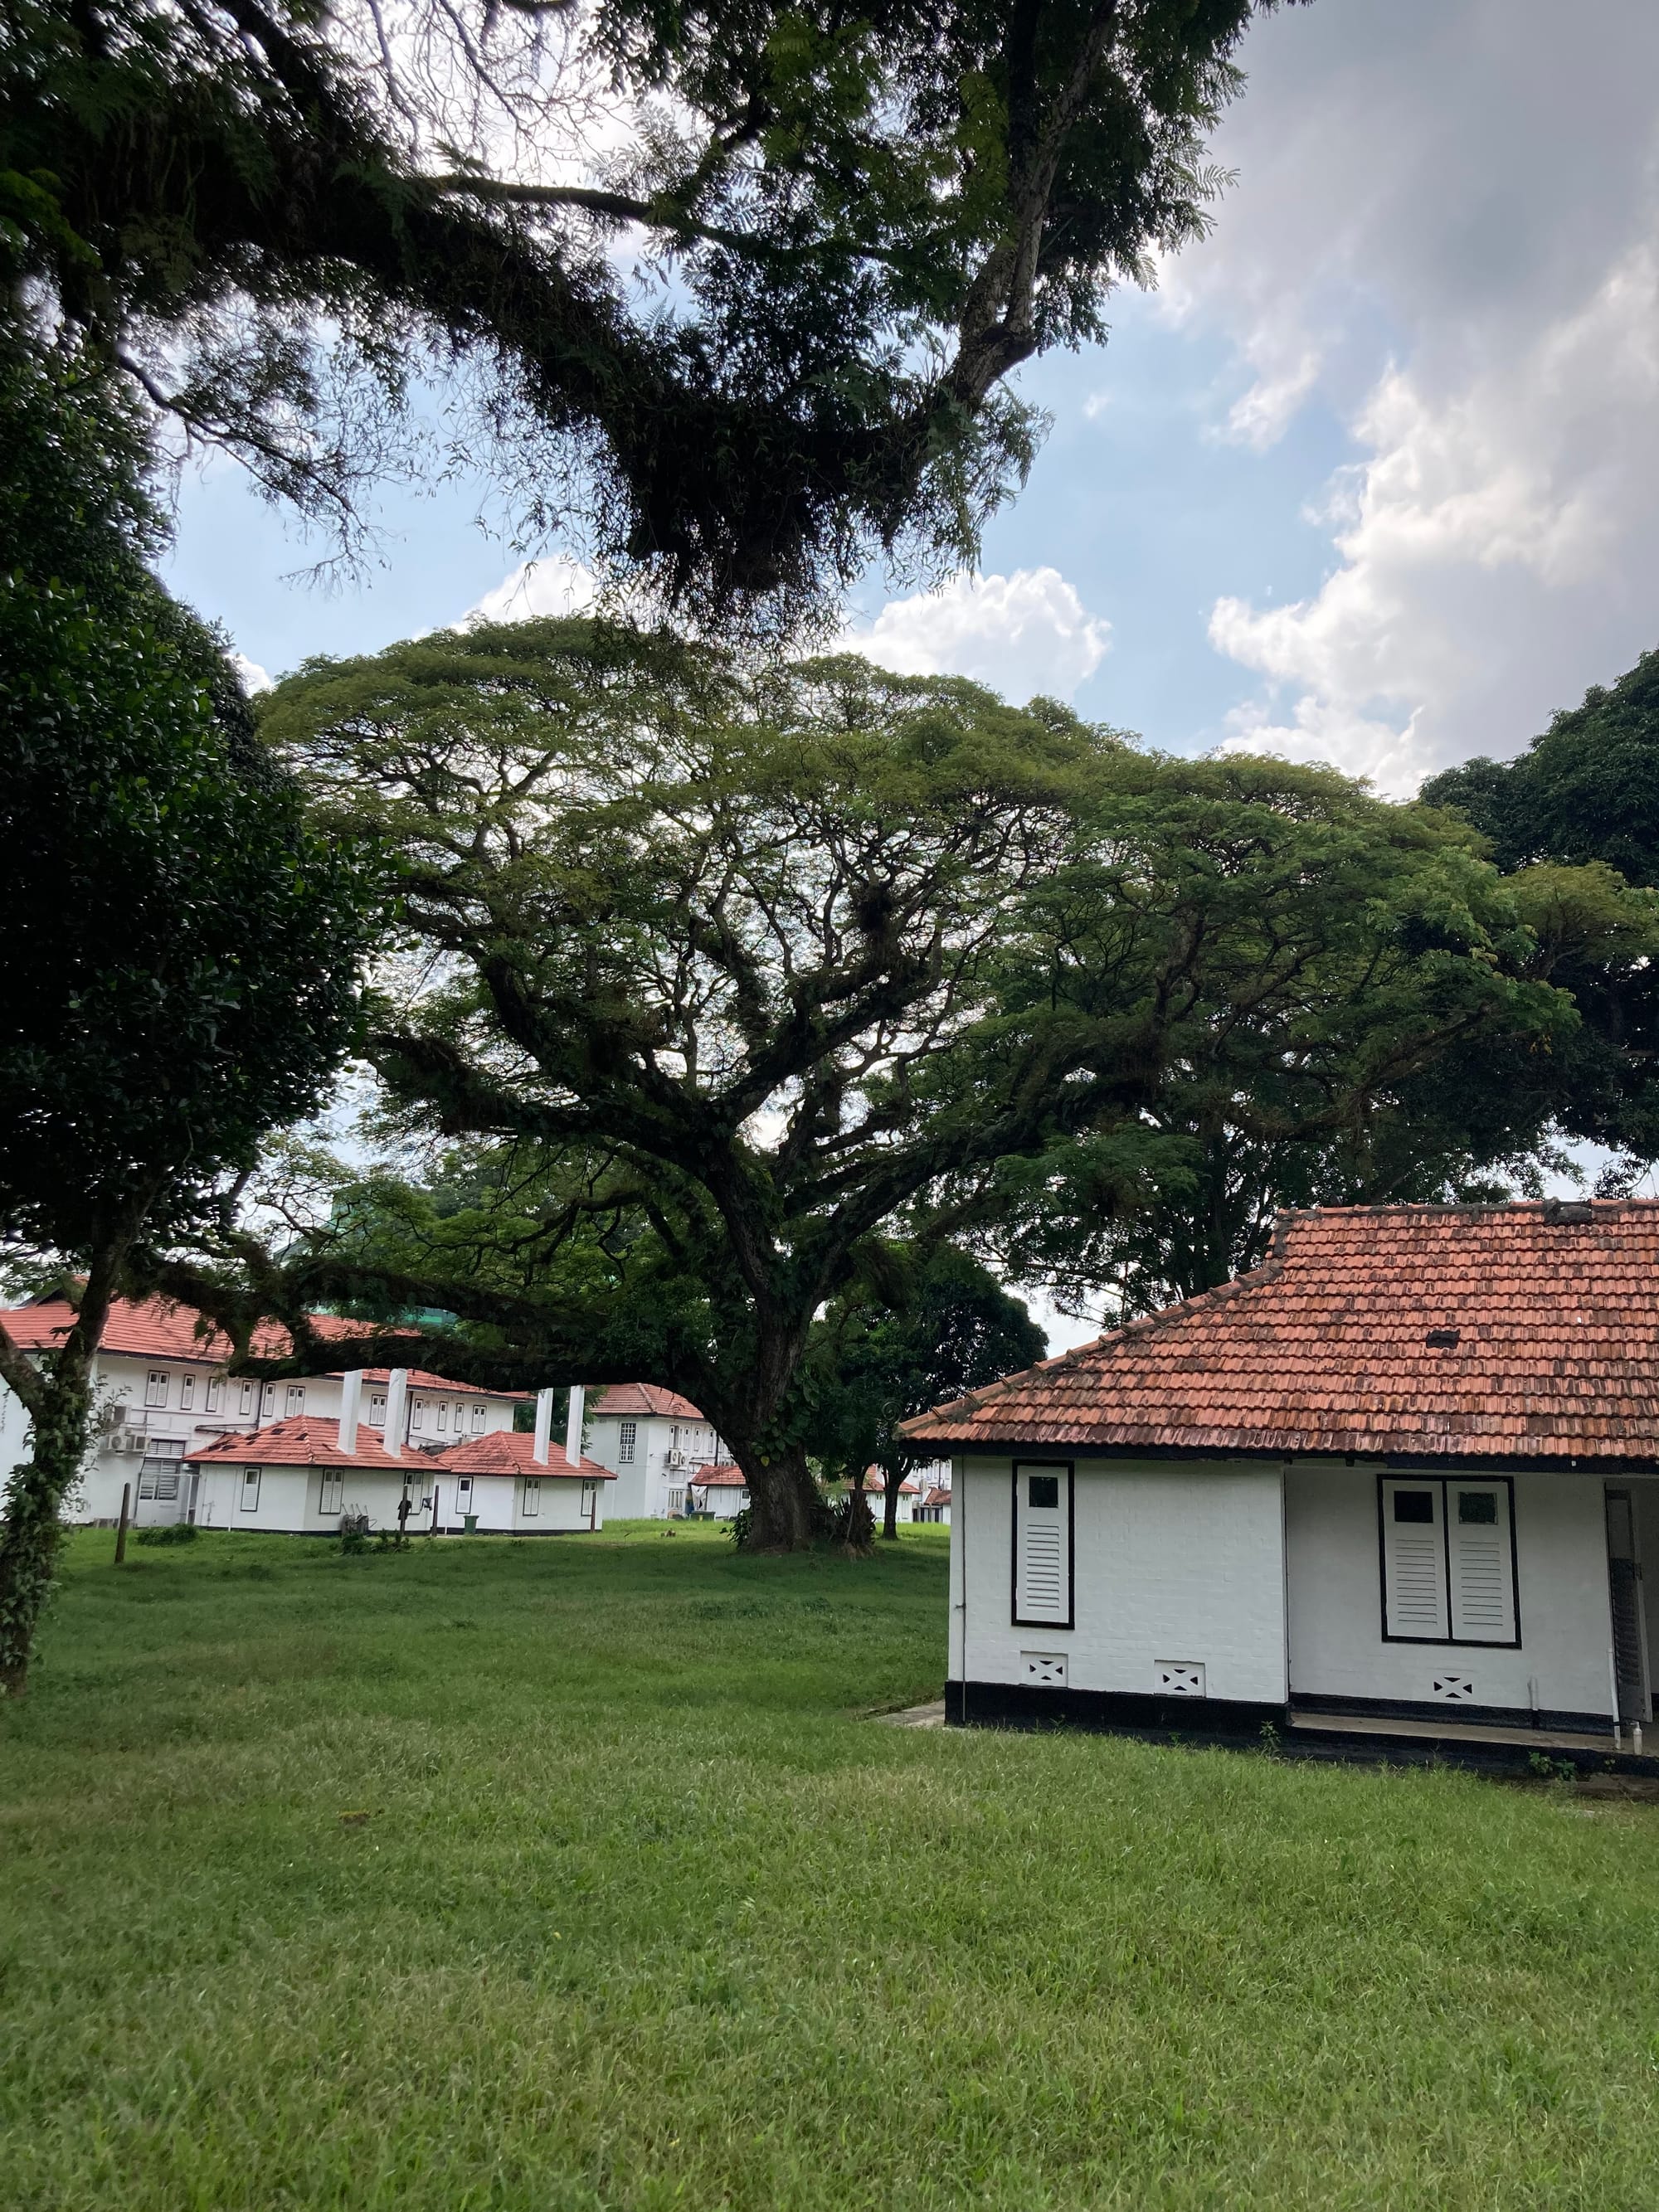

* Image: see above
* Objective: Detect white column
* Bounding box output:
[383,1369,409,1452]
[338,1369,362,1457]
[564,1384,585,1468]
[533,1388,554,1466]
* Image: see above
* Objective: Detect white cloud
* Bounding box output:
[231,650,273,694]
[847,568,1111,702]
[1165,0,1659,790]
[463,554,599,625]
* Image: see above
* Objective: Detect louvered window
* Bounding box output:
[241,1467,261,1511]
[1381,1476,1517,1646]
[285,1385,305,1417]
[522,1476,541,1518]
[1012,1464,1073,1628]
[470,1404,486,1433]
[319,1471,344,1515]
[206,1377,224,1412]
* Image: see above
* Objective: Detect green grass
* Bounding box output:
[5,1527,1659,2209]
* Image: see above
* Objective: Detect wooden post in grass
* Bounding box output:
[114,1481,130,1567]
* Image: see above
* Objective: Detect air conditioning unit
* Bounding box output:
[114,1432,148,1455]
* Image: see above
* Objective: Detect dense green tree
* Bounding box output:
[146,623,1578,1549]
[2,0,1295,621]
[1422,649,1659,885]
[0,343,372,1694]
[974,854,1659,1319]
[810,1244,1045,1542]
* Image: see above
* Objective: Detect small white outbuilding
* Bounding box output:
[902,1201,1659,1773]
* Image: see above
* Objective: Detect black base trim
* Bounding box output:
[943,1680,1284,1738]
[943,1680,1659,1779]
[1292,1689,1609,1735]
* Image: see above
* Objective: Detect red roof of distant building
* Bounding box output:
[921,1487,951,1508]
[902,1202,1659,1465]
[861,1467,921,1495]
[0,1295,524,1398]
[589,1382,707,1421]
[434,1430,611,1479]
[185,1417,426,1470]
[693,1462,747,1487]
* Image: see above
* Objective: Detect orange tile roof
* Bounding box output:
[434,1431,611,1478]
[185,1417,427,1470]
[862,1467,921,1494]
[692,1462,747,1486]
[589,1382,707,1421]
[0,1295,523,1398]
[902,1201,1659,1466]
[921,1487,952,1507]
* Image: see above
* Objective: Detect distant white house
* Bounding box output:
[0,1292,523,1529]
[584,1383,727,1517]
[861,1461,953,1524]
[688,1462,749,1518]
[432,1427,613,1532]
[187,1379,615,1536]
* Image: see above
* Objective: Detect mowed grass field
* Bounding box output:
[6,1528,1659,2209]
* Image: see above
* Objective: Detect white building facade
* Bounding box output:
[0,1294,523,1529]
[910,1203,1659,1770]
[583,1384,727,1518]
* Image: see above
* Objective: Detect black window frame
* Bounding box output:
[1376,1472,1521,1650]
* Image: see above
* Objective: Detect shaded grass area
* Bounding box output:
[5,1524,1659,2209]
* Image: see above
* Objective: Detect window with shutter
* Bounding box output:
[522,1476,541,1517]
[1381,1480,1449,1640]
[285,1385,305,1417]
[241,1467,261,1511]
[240,1381,255,1416]
[368,1394,387,1427]
[1447,1483,1516,1642]
[1379,1476,1518,1646]
[1012,1464,1073,1628]
[470,1404,485,1433]
[319,1471,344,1516]
[180,1373,196,1410]
[206,1377,224,1412]
[145,1370,168,1408]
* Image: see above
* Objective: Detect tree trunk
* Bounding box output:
[0,1237,126,1697]
[735,1441,820,1551]
[881,1462,902,1543]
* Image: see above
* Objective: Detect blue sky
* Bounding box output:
[166,2,1659,799]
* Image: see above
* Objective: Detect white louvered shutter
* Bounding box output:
[1447,1481,1516,1643]
[1014,1465,1072,1626]
[1382,1480,1448,1638]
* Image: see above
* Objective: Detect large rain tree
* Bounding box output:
[4,0,1296,620]
[0,342,372,1695]
[148,621,1580,1549]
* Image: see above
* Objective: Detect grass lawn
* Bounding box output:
[5,1527,1659,2209]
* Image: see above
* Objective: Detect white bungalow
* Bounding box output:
[432,1427,613,1532]
[862,1467,921,1521]
[688,1462,750,1518]
[583,1383,727,1517]
[903,1202,1659,1772]
[187,1413,430,1534]
[0,1291,523,1528]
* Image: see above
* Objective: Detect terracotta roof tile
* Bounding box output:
[589,1382,708,1420]
[185,1417,426,1470]
[692,1462,747,1486]
[0,1295,523,1398]
[433,1431,611,1478]
[901,1201,1659,1466]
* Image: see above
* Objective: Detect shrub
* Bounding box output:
[134,1520,199,1547]
[338,1510,372,1555]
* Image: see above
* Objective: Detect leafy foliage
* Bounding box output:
[0,337,374,1690]
[159,620,1583,1547]
[810,1244,1044,1534]
[2,0,1292,621]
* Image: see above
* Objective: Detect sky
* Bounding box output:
[164,0,1659,799]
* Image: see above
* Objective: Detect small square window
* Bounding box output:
[1458,1490,1498,1525]
[1028,1475,1060,1510]
[1393,1490,1435,1524]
